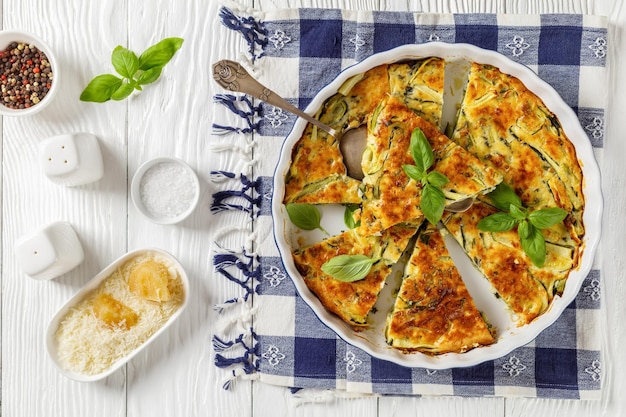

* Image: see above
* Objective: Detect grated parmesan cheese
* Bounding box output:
[54,253,185,375]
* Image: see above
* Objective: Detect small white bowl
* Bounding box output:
[0,30,59,116]
[45,248,190,382]
[131,157,200,225]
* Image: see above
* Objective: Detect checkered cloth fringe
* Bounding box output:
[210,1,606,399]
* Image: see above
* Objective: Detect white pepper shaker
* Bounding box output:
[39,132,104,186]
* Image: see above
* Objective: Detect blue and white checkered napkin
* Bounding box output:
[210,2,606,399]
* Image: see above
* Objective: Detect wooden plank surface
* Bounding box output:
[2,1,129,417]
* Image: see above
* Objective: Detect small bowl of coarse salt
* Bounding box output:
[0,30,59,116]
[131,157,200,225]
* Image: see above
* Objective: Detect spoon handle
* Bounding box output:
[212,60,339,138]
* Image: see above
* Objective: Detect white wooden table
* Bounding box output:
[2,0,623,416]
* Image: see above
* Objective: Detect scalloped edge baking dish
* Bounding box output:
[272,42,603,369]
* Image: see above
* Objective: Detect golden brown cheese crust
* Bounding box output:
[442,202,554,324]
[386,224,495,353]
[452,63,584,244]
[292,224,418,326]
[359,97,503,235]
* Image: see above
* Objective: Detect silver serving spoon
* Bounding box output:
[212,59,367,180]
[212,59,473,213]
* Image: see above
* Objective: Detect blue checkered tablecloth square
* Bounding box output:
[210,2,606,399]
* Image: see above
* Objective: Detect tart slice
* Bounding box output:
[359,97,503,236]
[451,62,584,244]
[386,223,495,353]
[442,202,553,325]
[283,64,390,205]
[388,57,445,128]
[292,223,419,326]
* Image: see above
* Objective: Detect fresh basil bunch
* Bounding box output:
[477,183,568,267]
[402,127,449,225]
[80,37,183,102]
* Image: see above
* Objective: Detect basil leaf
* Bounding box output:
[528,207,568,229]
[111,46,139,79]
[403,127,448,225]
[110,82,135,101]
[427,171,449,187]
[487,183,523,212]
[518,219,531,239]
[285,203,327,233]
[79,74,123,102]
[343,204,360,229]
[421,184,446,225]
[136,66,163,85]
[477,212,518,232]
[409,128,433,173]
[321,254,378,282]
[520,224,546,267]
[138,37,184,70]
[402,164,424,182]
[509,204,527,221]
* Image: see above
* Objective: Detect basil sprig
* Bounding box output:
[285,203,328,234]
[402,128,449,225]
[80,37,183,102]
[321,254,379,282]
[477,183,568,267]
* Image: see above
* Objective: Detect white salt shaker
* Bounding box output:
[39,132,104,186]
[14,221,84,280]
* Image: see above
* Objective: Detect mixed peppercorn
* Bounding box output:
[0,41,53,109]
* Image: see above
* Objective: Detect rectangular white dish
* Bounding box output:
[45,248,190,382]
